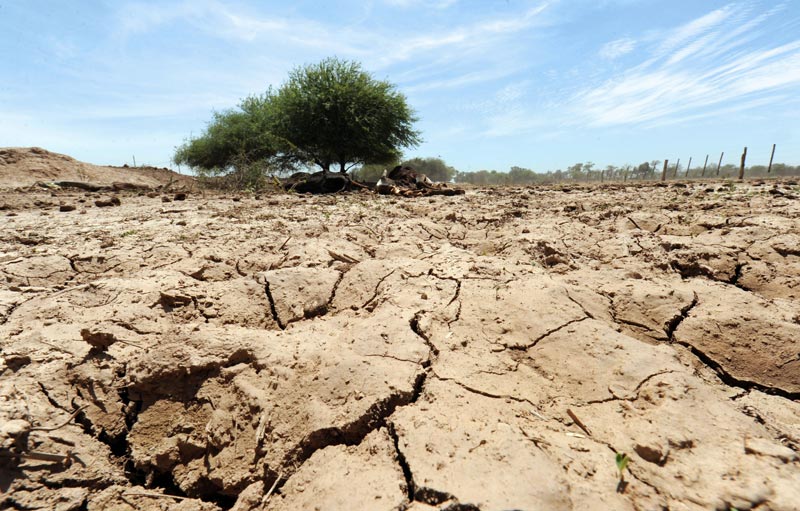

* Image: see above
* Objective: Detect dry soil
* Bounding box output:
[1,156,799,510]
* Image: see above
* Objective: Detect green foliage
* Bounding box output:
[174,94,280,171]
[615,452,630,480]
[352,156,457,183]
[270,57,421,173]
[401,157,457,182]
[351,162,397,182]
[174,94,288,190]
[174,57,421,188]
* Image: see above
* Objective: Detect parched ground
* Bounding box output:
[0,147,195,189]
[1,178,799,511]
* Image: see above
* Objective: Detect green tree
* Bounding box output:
[567,163,584,181]
[508,166,537,184]
[174,58,421,186]
[351,161,399,182]
[401,157,457,182]
[271,57,421,174]
[583,162,596,181]
[173,94,285,189]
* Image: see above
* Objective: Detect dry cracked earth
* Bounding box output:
[1,180,799,511]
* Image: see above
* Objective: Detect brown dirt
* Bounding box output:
[0,147,195,190]
[1,161,799,510]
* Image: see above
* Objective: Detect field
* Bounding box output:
[2,168,799,510]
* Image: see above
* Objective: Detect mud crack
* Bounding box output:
[283,371,427,471]
[665,292,698,341]
[507,316,590,350]
[388,423,479,511]
[362,269,398,311]
[430,372,548,420]
[676,342,800,401]
[585,370,677,404]
[263,279,284,329]
[410,312,439,367]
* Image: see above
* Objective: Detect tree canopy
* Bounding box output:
[174,57,421,185]
[173,95,278,171]
[271,58,421,173]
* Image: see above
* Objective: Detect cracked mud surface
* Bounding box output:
[2,179,799,510]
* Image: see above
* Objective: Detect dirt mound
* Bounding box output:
[1,179,799,510]
[0,147,195,190]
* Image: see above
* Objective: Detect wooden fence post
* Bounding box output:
[716,152,724,176]
[673,158,680,178]
[661,159,669,182]
[767,143,776,174]
[738,146,747,181]
[685,156,692,178]
[701,154,709,177]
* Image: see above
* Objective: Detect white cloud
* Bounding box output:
[373,3,550,66]
[599,37,636,60]
[655,5,735,57]
[115,0,549,70]
[570,2,800,127]
[404,68,520,92]
[383,0,459,8]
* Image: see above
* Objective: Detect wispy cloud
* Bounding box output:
[116,0,360,53]
[571,1,800,127]
[370,3,551,67]
[115,0,549,72]
[599,37,636,60]
[382,0,459,8]
[404,68,520,92]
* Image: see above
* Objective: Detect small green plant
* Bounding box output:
[616,452,630,478]
[120,230,138,237]
[615,452,630,493]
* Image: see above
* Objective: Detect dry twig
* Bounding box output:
[566,408,593,437]
[30,405,88,432]
[263,471,283,504]
[122,491,190,501]
[327,250,359,264]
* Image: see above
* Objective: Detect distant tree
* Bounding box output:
[401,157,457,182]
[507,166,537,184]
[351,160,399,182]
[621,164,633,181]
[719,164,738,177]
[636,162,650,179]
[649,160,661,179]
[567,163,584,181]
[271,57,421,174]
[583,162,596,181]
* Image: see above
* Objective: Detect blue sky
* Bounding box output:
[1,0,798,172]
